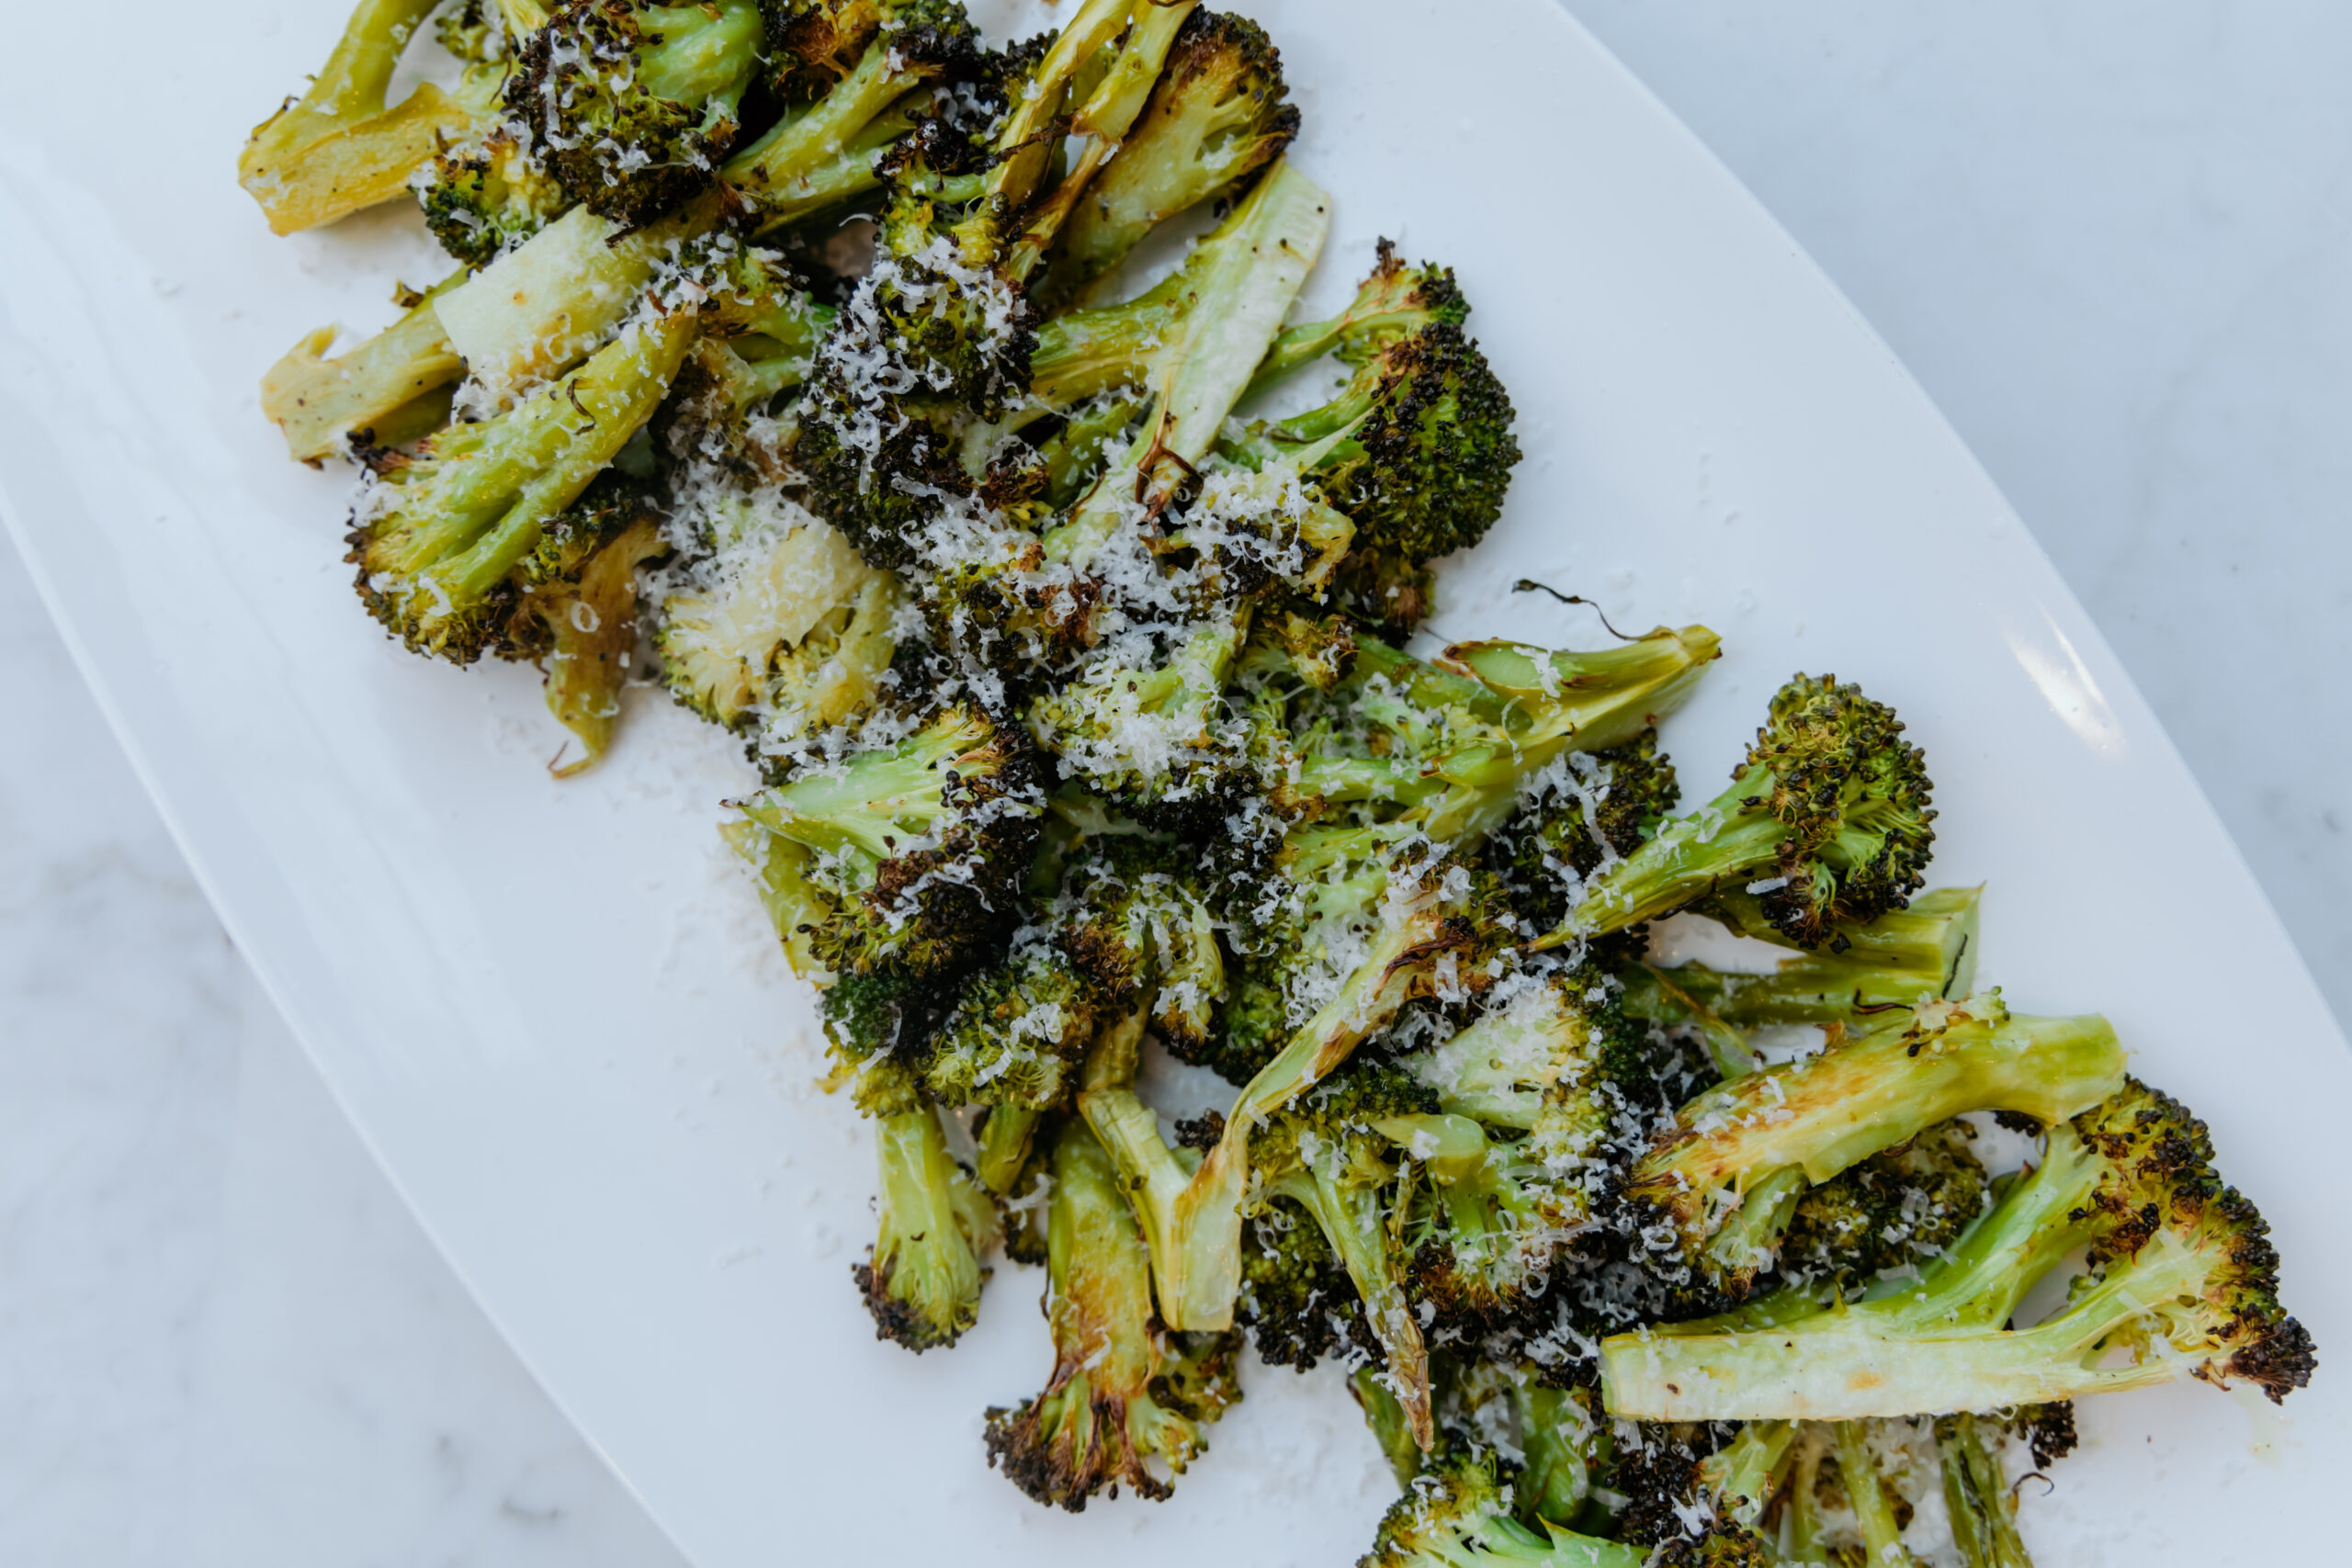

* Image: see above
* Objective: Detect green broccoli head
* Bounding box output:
[725,704,1047,978]
[763,0,980,100]
[1054,836,1228,1055]
[1486,729,1681,931]
[919,939,1102,1111]
[504,0,764,227]
[1236,1198,1371,1370]
[413,125,571,267]
[1042,8,1300,299]
[1778,1118,1988,1287]
[821,964,954,1069]
[1566,673,1934,948]
[1279,321,1520,564]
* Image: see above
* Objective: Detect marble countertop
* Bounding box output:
[2,3,2344,1562]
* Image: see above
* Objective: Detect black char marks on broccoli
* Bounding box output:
[506,0,764,228]
[1486,728,1681,931]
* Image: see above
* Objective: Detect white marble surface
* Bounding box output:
[2,3,2346,1562]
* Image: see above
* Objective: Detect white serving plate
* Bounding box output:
[2,0,2345,1561]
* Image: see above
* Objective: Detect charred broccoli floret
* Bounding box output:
[1485,729,1681,931]
[1251,240,1470,393]
[1603,1077,2318,1419]
[414,124,571,266]
[504,0,765,227]
[983,1118,1239,1508]
[1623,993,2124,1294]
[724,704,1046,978]
[1546,673,1937,948]
[1039,9,1299,301]
[1237,1198,1369,1371]
[919,937,1102,1111]
[1054,837,1227,1054]
[1775,1118,1988,1289]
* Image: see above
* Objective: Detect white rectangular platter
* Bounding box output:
[1,0,2346,1561]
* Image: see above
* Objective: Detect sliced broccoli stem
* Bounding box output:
[726,35,924,222]
[1701,1418,1798,1528]
[1043,158,1329,565]
[975,1103,1046,1195]
[1626,998,2125,1256]
[963,0,1136,241]
[634,0,763,111]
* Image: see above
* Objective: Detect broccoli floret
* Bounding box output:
[1039,9,1300,302]
[1776,1119,1988,1288]
[345,306,700,661]
[656,511,902,736]
[1486,729,1682,931]
[724,0,984,234]
[504,0,765,227]
[1249,1057,1443,1446]
[1054,837,1227,1053]
[414,125,571,267]
[1251,240,1470,395]
[1359,1444,1767,1568]
[1623,993,2125,1295]
[1624,885,1983,1033]
[1324,545,1436,640]
[1386,968,1645,1332]
[1602,1077,2318,1419]
[984,1117,1239,1509]
[821,964,955,1069]
[1547,673,1937,948]
[851,1060,999,1351]
[239,0,477,234]
[1227,318,1519,566]
[920,938,1102,1111]
[261,269,468,464]
[499,479,671,773]
[723,704,1046,978]
[1238,1199,1370,1371]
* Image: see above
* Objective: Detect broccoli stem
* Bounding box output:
[1266,1161,1431,1451]
[1832,1421,1918,1568]
[976,1104,1045,1195]
[1701,1418,1798,1527]
[635,0,763,111]
[239,0,473,233]
[725,37,924,224]
[859,1101,992,1351]
[1625,886,1982,1032]
[1939,1415,2033,1568]
[262,268,467,462]
[966,0,1137,236]
[1627,1001,2125,1253]
[1348,1365,1424,1489]
[1043,158,1329,564]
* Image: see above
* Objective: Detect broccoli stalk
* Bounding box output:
[1623,993,2125,1290]
[239,0,476,233]
[261,269,468,462]
[1623,885,1983,1032]
[1539,674,1936,950]
[1938,1415,2031,1568]
[1246,241,1469,398]
[1602,1079,2317,1419]
[983,1117,1239,1508]
[1831,1420,1918,1568]
[853,1066,999,1351]
[724,704,1046,978]
[1081,873,1512,1346]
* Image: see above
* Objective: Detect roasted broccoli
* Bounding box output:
[1603,1077,2317,1418]
[1622,992,2125,1294]
[1360,1443,1767,1568]
[725,704,1046,978]
[850,1058,999,1350]
[1544,673,1936,948]
[984,1117,1239,1507]
[504,0,765,226]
